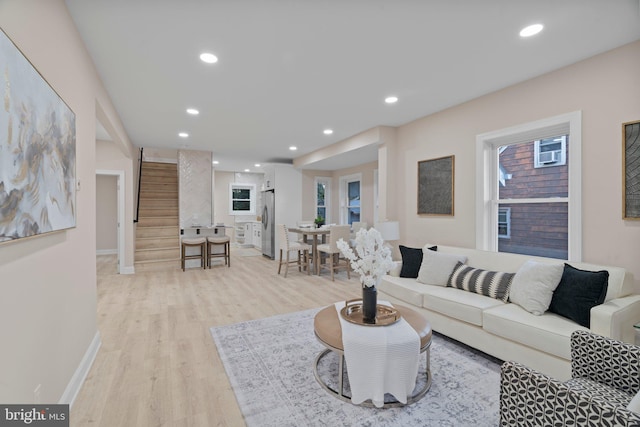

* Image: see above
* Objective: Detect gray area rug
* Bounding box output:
[210,308,501,427]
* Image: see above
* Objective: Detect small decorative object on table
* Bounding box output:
[337,228,395,323]
[314,215,325,228]
[340,299,400,326]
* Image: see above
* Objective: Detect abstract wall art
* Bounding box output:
[418,155,455,216]
[623,120,640,219]
[0,28,76,243]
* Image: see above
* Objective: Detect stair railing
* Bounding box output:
[134,147,143,223]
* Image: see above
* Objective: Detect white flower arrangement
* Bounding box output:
[337,227,394,288]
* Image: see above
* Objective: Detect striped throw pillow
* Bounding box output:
[447,262,514,302]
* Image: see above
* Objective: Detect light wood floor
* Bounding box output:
[71,252,360,427]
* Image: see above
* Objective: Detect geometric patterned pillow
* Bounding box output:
[447,261,515,303]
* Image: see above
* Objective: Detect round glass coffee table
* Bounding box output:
[313,303,432,408]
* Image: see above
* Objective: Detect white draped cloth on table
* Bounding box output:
[334,300,420,408]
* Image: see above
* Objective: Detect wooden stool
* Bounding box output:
[207,236,231,268]
[181,237,206,271]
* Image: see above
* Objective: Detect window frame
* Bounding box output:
[373,169,379,226]
[339,173,362,225]
[314,177,331,223]
[475,111,582,261]
[229,183,256,215]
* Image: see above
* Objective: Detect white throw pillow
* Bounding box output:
[389,261,402,277]
[627,390,640,413]
[417,249,467,286]
[509,260,564,315]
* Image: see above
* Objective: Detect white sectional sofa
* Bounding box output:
[378,244,640,380]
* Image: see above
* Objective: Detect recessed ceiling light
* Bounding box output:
[178,132,189,138]
[200,52,218,64]
[254,163,261,167]
[289,146,297,151]
[385,96,398,104]
[323,129,333,135]
[244,169,250,172]
[212,160,219,165]
[186,108,199,115]
[520,24,544,38]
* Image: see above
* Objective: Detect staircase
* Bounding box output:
[135,162,180,271]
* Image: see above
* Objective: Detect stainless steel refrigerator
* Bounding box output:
[261,189,275,259]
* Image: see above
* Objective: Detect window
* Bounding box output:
[498,207,510,238]
[373,169,379,225]
[229,183,256,215]
[534,135,567,168]
[339,173,361,225]
[476,111,582,261]
[315,177,331,222]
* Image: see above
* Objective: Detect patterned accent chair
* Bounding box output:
[500,330,640,426]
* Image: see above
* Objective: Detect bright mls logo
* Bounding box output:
[0,405,68,426]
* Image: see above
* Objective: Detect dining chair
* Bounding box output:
[277,224,311,277]
[352,221,368,232]
[350,221,368,246]
[317,225,351,281]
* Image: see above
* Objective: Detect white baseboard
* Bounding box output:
[96,249,117,255]
[120,265,135,275]
[59,331,101,407]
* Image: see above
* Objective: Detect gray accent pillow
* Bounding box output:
[417,249,467,286]
[509,260,564,315]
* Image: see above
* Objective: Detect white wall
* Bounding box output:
[394,40,640,289]
[95,140,135,269]
[96,175,117,253]
[0,0,135,404]
[214,171,236,241]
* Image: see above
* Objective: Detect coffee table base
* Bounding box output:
[312,343,432,408]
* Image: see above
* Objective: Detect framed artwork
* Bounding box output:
[0,28,76,243]
[418,155,454,216]
[623,120,640,219]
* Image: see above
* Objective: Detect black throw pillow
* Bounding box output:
[548,263,609,328]
[399,245,437,278]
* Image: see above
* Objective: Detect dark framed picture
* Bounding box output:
[623,120,640,219]
[418,155,454,216]
[0,28,76,243]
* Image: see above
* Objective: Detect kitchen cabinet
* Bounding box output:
[253,223,262,249]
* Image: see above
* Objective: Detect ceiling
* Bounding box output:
[65,0,640,172]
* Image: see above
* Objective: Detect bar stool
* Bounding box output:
[181,237,207,271]
[207,236,231,268]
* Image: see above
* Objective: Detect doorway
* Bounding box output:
[96,170,125,274]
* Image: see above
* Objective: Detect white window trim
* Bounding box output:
[339,173,362,225]
[475,111,582,261]
[229,183,256,215]
[314,177,331,223]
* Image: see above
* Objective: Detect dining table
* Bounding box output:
[287,227,331,275]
